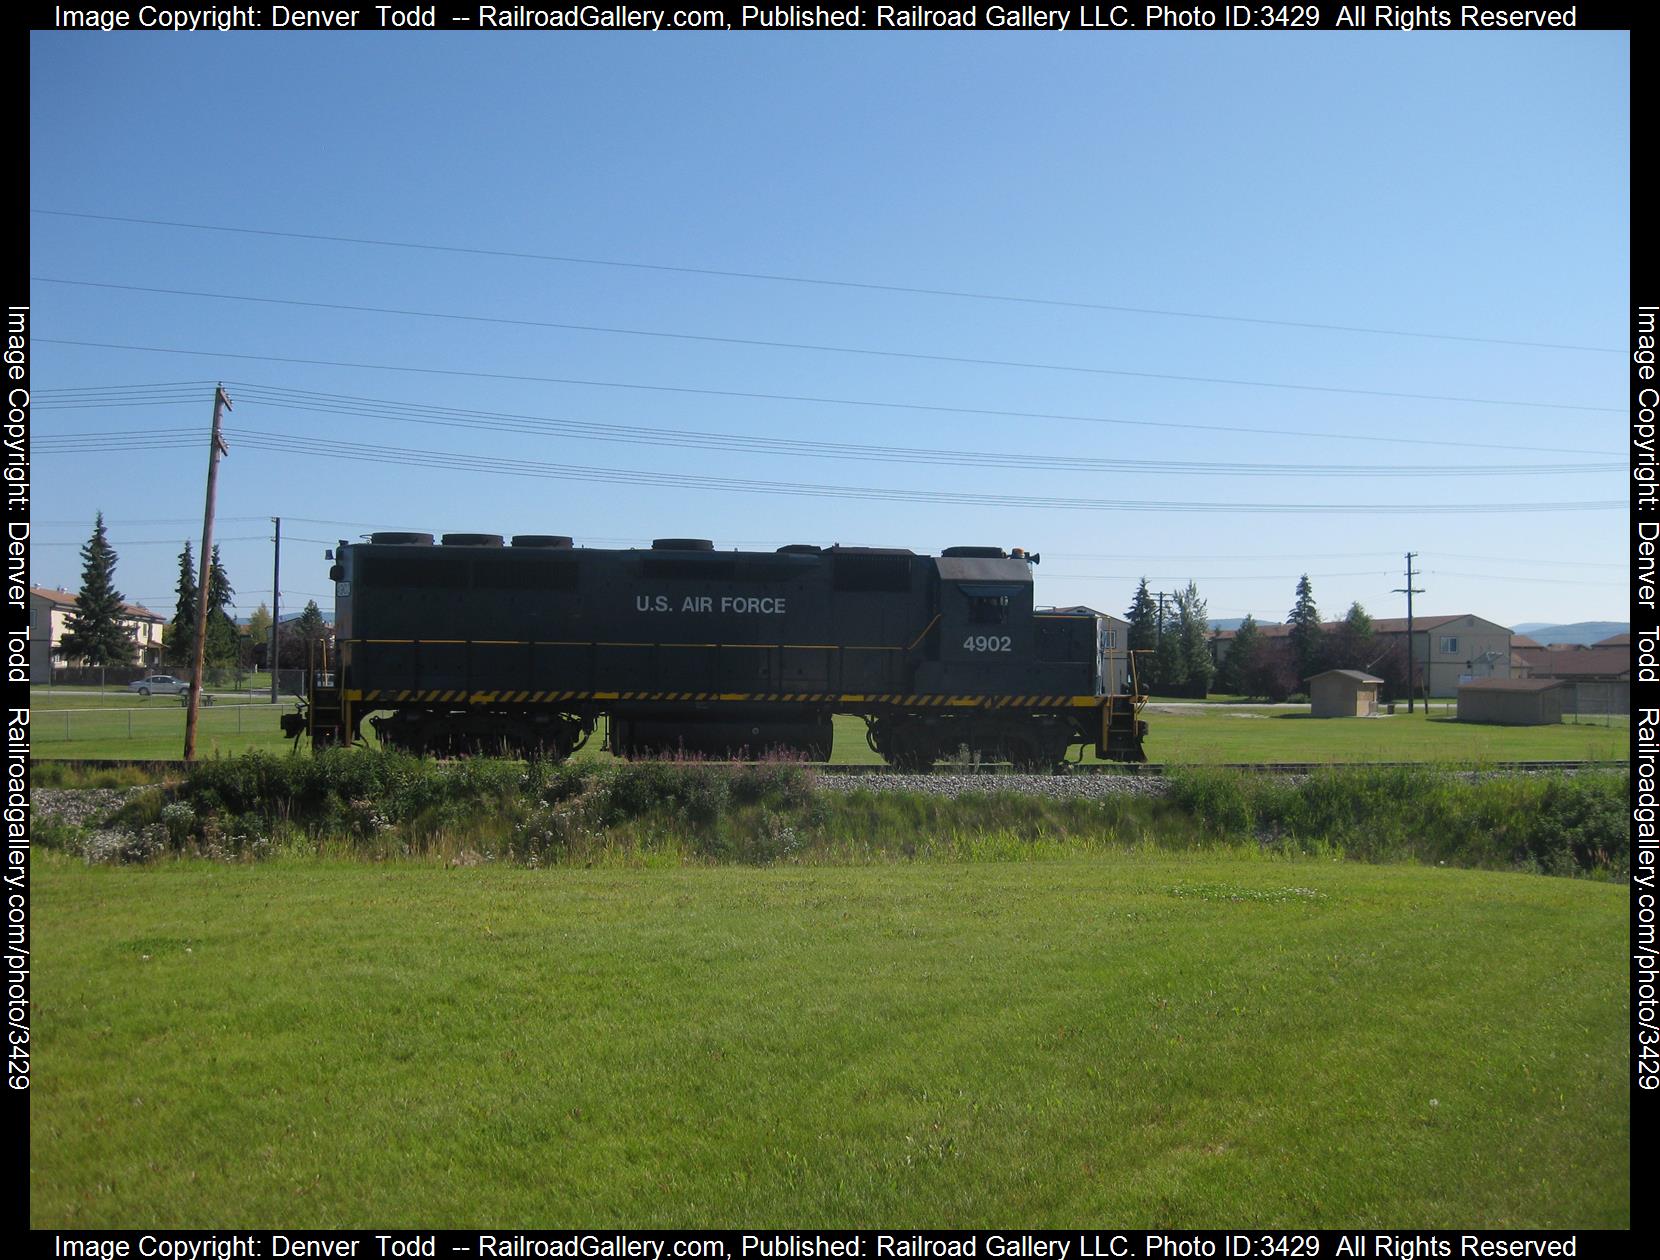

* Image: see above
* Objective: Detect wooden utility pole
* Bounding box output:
[184,384,231,761]
[1393,552,1424,714]
[270,516,281,704]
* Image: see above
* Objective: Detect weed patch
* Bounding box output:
[69,750,1629,879]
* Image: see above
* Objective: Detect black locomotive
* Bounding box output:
[285,533,1147,769]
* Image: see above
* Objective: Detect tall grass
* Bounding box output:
[1164,765,1629,877]
[55,749,1627,878]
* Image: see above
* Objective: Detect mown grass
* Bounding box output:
[29,698,294,760]
[1136,708,1627,765]
[42,750,1629,881]
[27,702,1629,766]
[30,854,1628,1227]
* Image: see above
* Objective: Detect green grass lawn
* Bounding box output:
[30,692,1627,765]
[1137,708,1628,764]
[29,697,293,760]
[32,854,1627,1227]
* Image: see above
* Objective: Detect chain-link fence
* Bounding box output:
[40,666,328,696]
[33,698,292,745]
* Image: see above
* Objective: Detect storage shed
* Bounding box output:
[1457,678,1568,726]
[1308,669,1384,718]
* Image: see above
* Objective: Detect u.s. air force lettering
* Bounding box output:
[636,594,788,614]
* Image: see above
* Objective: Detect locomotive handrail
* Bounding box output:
[341,637,906,649]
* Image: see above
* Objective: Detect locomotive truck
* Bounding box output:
[282,533,1147,769]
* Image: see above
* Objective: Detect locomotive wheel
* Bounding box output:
[874,718,938,772]
[1005,737,1047,774]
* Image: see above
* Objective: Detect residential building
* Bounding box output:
[28,586,166,682]
[1515,643,1631,715]
[1212,613,1512,696]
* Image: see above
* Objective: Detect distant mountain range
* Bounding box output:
[1509,621,1629,646]
[1204,617,1629,645]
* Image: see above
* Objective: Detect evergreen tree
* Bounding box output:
[1174,581,1214,697]
[203,544,239,667]
[1124,578,1160,693]
[1151,620,1185,695]
[1327,601,1376,672]
[1286,574,1323,685]
[167,542,198,669]
[279,600,329,668]
[294,599,326,642]
[1125,579,1158,653]
[1219,615,1260,695]
[58,513,137,667]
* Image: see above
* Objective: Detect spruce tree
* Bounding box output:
[204,545,239,667]
[1125,579,1157,653]
[167,542,198,669]
[1125,578,1159,692]
[1286,574,1323,685]
[279,600,328,669]
[294,599,326,643]
[1174,581,1214,698]
[58,513,137,667]
[1151,621,1185,695]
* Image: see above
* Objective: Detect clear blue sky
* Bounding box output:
[28,31,1630,631]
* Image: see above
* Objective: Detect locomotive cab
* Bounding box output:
[919,548,1038,693]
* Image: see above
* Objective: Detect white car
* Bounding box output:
[129,675,189,696]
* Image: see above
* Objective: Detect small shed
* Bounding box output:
[1457,678,1568,726]
[1308,669,1384,718]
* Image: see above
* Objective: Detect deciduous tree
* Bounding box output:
[1326,601,1376,673]
[246,603,273,661]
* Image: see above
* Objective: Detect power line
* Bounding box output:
[30,535,274,545]
[30,350,1622,458]
[34,276,1620,414]
[29,424,1627,515]
[32,208,1617,354]
[34,383,1621,478]
[1051,570,1623,587]
[1433,551,1626,570]
[36,522,1619,576]
[34,514,271,525]
[1429,569,1627,587]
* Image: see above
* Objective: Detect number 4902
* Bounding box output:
[963,635,1012,652]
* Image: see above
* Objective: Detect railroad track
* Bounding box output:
[819,759,1627,776]
[34,757,1627,777]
